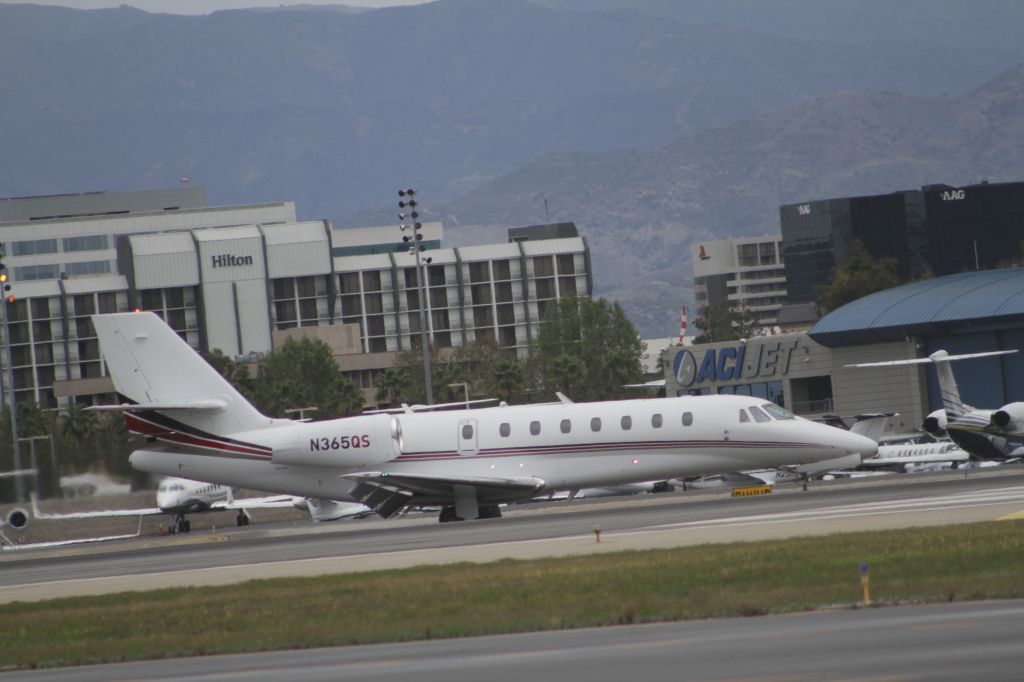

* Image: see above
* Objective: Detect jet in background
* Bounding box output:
[89,312,877,522]
[28,476,372,534]
[847,350,1022,461]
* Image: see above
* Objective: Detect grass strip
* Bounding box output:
[2,519,1023,670]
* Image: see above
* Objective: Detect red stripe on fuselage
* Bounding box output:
[124,412,271,458]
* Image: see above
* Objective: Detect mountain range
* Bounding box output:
[2,0,1023,335]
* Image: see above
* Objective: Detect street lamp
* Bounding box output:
[448,382,469,409]
[400,188,434,405]
[284,406,319,421]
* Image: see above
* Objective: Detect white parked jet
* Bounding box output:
[90,312,876,522]
[27,476,372,534]
[847,350,1022,461]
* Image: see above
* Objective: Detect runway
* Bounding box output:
[7,599,1024,681]
[3,466,1024,604]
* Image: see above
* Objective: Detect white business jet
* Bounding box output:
[847,350,1022,461]
[89,312,876,522]
[25,476,372,534]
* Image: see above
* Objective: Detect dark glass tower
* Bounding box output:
[780,181,1024,304]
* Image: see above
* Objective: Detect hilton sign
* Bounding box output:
[211,254,254,268]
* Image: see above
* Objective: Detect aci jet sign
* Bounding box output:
[674,339,801,387]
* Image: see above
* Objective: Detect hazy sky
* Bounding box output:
[0,0,429,13]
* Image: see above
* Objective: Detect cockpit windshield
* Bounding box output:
[761,403,795,420]
[748,406,772,423]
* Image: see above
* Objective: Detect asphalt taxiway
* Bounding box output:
[6,599,1024,681]
[2,466,1023,604]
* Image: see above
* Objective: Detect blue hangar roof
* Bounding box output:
[809,267,1024,347]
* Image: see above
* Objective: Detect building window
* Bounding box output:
[468,262,490,283]
[533,256,554,277]
[14,264,60,281]
[12,238,57,256]
[63,235,109,252]
[64,260,111,277]
[493,260,511,280]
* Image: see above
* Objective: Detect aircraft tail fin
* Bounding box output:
[846,349,1018,419]
[928,351,967,417]
[91,312,275,437]
[849,413,895,443]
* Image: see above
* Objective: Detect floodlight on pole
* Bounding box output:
[399,188,433,405]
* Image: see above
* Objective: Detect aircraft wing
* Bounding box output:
[344,471,546,517]
[30,496,163,520]
[211,495,297,511]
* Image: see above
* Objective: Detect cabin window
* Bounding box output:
[560,419,571,434]
[651,413,663,428]
[591,417,602,432]
[530,421,541,435]
[739,410,750,423]
[749,406,771,423]
[499,423,510,437]
[621,415,632,430]
[462,424,474,439]
[682,412,693,426]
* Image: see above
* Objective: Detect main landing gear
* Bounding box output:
[167,514,192,534]
[438,504,502,522]
[236,510,251,527]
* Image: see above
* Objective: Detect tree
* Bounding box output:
[693,302,759,343]
[59,401,101,470]
[202,348,252,395]
[375,366,414,406]
[247,338,363,418]
[389,343,444,405]
[489,358,525,403]
[530,295,644,401]
[816,239,900,314]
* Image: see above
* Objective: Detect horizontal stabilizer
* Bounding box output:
[845,349,1017,368]
[87,400,228,412]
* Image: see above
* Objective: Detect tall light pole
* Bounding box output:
[400,188,434,405]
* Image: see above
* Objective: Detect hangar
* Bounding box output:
[663,267,1024,434]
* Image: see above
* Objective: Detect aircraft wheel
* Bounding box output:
[178,518,191,533]
[236,512,249,527]
[438,506,461,523]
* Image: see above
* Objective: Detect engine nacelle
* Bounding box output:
[4,508,29,530]
[273,413,400,468]
[922,409,947,436]
[991,402,1024,432]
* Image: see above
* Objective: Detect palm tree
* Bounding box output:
[489,359,525,403]
[375,367,413,407]
[550,353,585,399]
